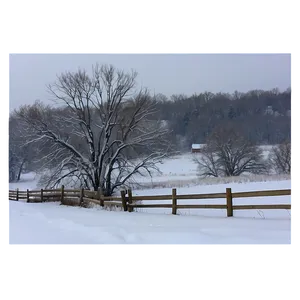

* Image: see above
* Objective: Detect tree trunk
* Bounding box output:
[105,172,112,196]
[93,170,100,191]
[17,160,25,181]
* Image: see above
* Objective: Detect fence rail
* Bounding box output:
[9,186,291,217]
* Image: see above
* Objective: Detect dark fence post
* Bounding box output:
[16,188,19,201]
[226,188,233,217]
[128,189,133,212]
[172,188,177,215]
[61,185,65,204]
[98,188,104,207]
[121,190,127,211]
[26,189,30,203]
[80,188,84,206]
[41,189,44,202]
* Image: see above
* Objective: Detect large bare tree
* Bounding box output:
[16,64,171,195]
[193,125,266,177]
[268,141,291,174]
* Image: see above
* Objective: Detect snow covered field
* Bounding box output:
[9,201,290,244]
[9,153,291,244]
[12,152,290,191]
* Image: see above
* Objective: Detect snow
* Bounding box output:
[11,152,290,189]
[134,153,198,184]
[131,152,289,187]
[9,152,291,244]
[9,201,290,244]
[9,172,39,190]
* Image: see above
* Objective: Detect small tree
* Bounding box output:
[268,141,291,174]
[194,126,266,177]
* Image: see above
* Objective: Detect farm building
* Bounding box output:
[191,144,202,153]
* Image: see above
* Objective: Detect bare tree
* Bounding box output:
[16,64,171,195]
[153,93,168,103]
[170,94,188,102]
[268,141,291,174]
[9,113,33,181]
[194,126,266,177]
[193,144,219,177]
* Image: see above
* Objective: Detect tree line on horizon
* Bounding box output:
[152,87,291,151]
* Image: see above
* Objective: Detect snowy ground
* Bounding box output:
[9,172,39,190]
[9,152,291,244]
[14,152,290,191]
[9,201,290,244]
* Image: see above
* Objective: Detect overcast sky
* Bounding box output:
[9,54,291,111]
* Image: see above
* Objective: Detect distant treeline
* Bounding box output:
[152,88,291,150]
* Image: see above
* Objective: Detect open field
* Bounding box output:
[9,151,291,244]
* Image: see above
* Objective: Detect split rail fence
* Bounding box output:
[9,186,291,217]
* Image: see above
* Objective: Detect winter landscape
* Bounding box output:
[9,54,291,244]
[9,152,291,244]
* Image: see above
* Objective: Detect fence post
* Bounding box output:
[128,189,133,212]
[26,189,30,203]
[226,188,233,217]
[80,188,84,206]
[41,189,44,202]
[121,190,127,212]
[61,185,65,204]
[16,188,19,201]
[172,188,177,215]
[98,188,104,207]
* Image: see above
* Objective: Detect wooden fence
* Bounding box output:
[9,186,291,217]
[9,186,125,208]
[9,188,62,203]
[125,188,291,217]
